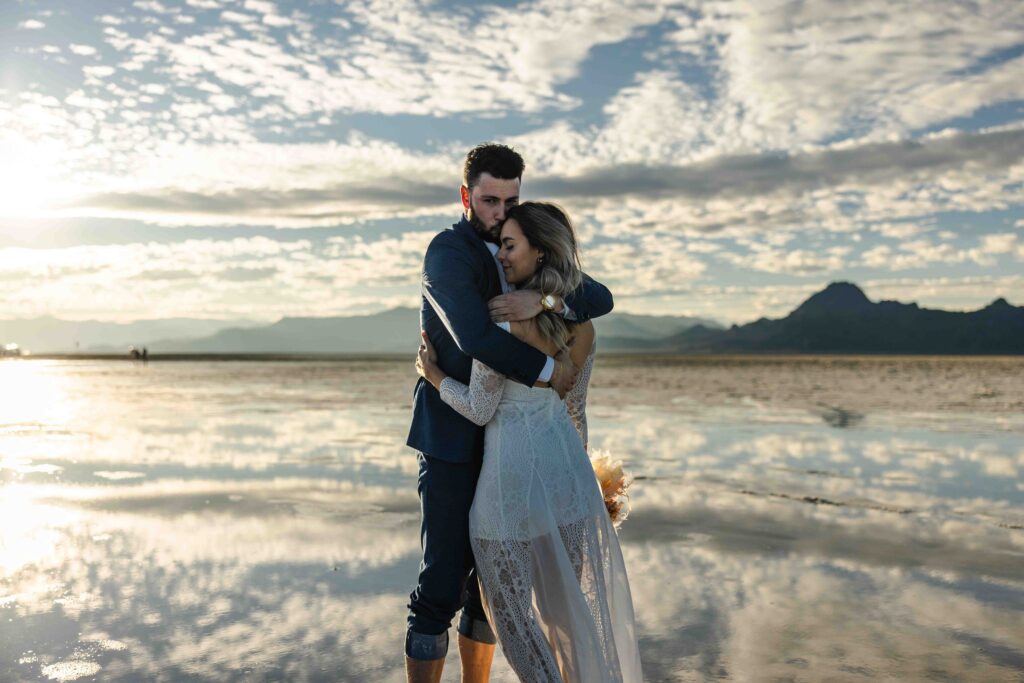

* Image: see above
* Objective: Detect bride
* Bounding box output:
[416,202,642,683]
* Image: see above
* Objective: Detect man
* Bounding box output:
[405,143,613,682]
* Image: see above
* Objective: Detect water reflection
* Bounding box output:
[1,359,1022,681]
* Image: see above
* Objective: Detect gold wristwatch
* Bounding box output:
[540,294,558,312]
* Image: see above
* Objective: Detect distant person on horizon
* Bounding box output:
[403,144,615,682]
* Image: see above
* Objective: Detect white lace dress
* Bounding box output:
[439,339,643,683]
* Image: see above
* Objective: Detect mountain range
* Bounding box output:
[4,283,1020,355]
[0,309,718,354]
[601,282,1024,354]
[0,316,262,354]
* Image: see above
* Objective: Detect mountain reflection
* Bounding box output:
[1,359,1022,681]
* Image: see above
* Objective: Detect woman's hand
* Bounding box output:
[415,331,446,390]
[488,290,549,322]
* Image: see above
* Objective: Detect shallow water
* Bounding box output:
[1,357,1022,682]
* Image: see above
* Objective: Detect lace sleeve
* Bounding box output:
[439,359,506,426]
[565,345,595,449]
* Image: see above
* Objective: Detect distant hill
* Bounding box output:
[152,308,420,354]
[26,283,1016,356]
[594,312,720,341]
[152,308,720,354]
[628,282,1024,354]
[1,308,715,356]
[0,316,261,353]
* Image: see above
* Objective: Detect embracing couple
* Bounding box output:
[405,143,642,682]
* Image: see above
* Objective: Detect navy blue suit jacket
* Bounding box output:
[407,217,613,463]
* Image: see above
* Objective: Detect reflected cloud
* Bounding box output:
[1,359,1022,681]
[92,471,146,480]
[623,523,1024,681]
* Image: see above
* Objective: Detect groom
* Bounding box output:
[405,143,614,682]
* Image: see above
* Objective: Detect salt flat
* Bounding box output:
[1,357,1022,681]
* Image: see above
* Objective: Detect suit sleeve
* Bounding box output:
[423,236,547,386]
[563,273,614,323]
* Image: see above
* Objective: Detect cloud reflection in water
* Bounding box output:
[0,359,1022,681]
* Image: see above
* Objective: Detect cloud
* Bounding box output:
[586,234,707,297]
[220,10,257,24]
[723,245,850,275]
[862,275,1024,311]
[35,126,1022,232]
[69,181,452,223]
[133,0,176,13]
[83,65,116,78]
[531,128,1024,202]
[862,233,1021,271]
[487,0,672,86]
[870,222,927,240]
[861,242,969,271]
[515,0,1024,177]
[243,0,277,12]
[0,232,431,320]
[980,233,1017,255]
[673,0,1024,149]
[18,133,459,227]
[3,0,1024,323]
[217,266,278,281]
[18,19,46,29]
[82,0,676,125]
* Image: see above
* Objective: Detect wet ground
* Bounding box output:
[1,356,1022,681]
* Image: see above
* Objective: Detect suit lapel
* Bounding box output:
[453,217,501,298]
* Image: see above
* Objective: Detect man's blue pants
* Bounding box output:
[406,452,497,660]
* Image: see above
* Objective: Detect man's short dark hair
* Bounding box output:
[463,143,525,190]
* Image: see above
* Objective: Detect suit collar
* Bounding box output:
[453,216,502,294]
[454,216,495,258]
[454,215,500,246]
[453,215,476,240]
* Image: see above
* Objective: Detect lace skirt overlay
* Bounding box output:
[469,383,642,683]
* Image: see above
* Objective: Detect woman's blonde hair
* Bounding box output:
[504,202,583,354]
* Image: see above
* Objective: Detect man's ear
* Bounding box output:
[460,185,470,211]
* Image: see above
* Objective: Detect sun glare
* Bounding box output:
[0,138,66,218]
[0,485,72,575]
[0,361,81,575]
[0,361,74,424]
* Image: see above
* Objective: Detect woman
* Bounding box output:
[415,202,642,683]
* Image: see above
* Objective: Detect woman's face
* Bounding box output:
[498,219,544,286]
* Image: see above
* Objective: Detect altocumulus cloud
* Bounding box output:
[2,0,1024,321]
[59,127,1024,228]
[532,128,1024,202]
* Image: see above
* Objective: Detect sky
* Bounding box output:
[1,0,1023,325]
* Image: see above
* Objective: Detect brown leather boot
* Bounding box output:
[458,633,496,683]
[405,655,445,683]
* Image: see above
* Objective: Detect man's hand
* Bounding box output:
[488,290,544,323]
[415,331,446,390]
[549,351,578,400]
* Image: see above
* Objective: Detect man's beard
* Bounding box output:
[467,205,501,243]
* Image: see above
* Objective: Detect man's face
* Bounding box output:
[462,172,520,241]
